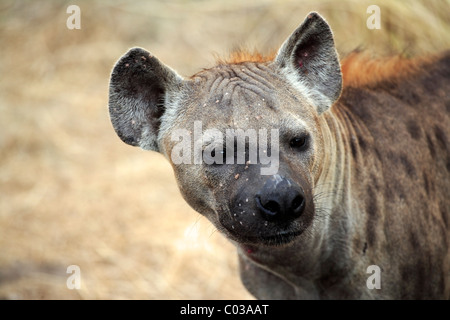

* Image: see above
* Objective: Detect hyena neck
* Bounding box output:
[311,107,363,277]
[316,107,355,225]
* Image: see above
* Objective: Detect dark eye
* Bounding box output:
[289,135,308,150]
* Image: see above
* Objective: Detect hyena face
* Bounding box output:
[109,13,342,247]
[163,65,322,246]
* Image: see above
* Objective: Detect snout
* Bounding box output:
[221,174,314,246]
[255,175,305,223]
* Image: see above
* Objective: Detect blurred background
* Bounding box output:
[0,0,449,299]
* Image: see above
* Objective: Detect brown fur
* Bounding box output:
[218,50,276,65]
[222,49,438,88]
[340,51,438,87]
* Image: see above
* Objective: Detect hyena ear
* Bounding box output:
[275,12,342,114]
[109,47,184,151]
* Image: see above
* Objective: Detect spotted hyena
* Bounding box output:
[108,12,449,299]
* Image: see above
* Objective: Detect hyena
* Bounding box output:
[108,12,450,299]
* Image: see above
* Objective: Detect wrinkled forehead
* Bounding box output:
[182,62,309,130]
[179,63,307,130]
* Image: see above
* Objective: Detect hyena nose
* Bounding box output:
[255,176,305,222]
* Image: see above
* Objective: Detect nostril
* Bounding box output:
[291,195,304,211]
[255,196,281,220]
[264,200,280,214]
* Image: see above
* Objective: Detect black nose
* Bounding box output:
[255,175,305,222]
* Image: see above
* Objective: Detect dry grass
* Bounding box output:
[0,0,449,300]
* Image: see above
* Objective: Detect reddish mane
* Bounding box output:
[219,49,437,88]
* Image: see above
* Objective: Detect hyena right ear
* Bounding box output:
[275,12,342,114]
[109,48,184,151]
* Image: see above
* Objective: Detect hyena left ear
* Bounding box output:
[275,12,342,114]
[109,47,184,151]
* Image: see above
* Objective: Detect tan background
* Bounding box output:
[1,0,449,299]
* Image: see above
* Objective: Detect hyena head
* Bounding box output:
[109,13,342,248]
